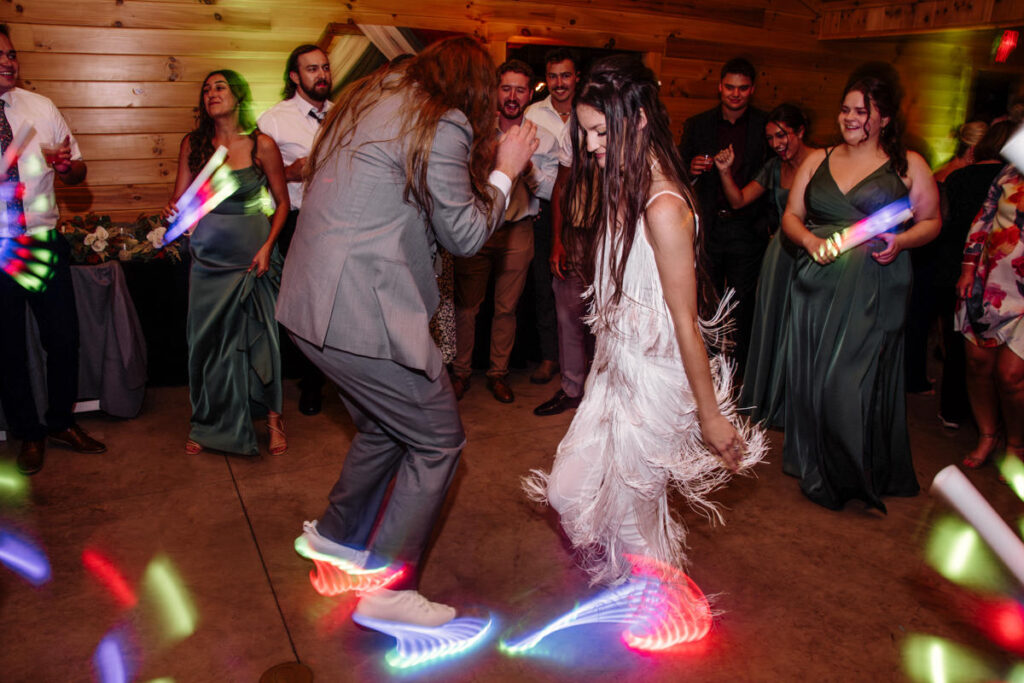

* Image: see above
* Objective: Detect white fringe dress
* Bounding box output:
[525,190,767,586]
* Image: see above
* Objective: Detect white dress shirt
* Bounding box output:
[257,95,333,211]
[500,121,559,223]
[525,95,573,168]
[0,87,81,236]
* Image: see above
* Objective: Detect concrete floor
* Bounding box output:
[0,370,1020,682]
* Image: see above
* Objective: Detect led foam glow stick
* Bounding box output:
[816,196,914,262]
[1001,126,1024,169]
[0,124,36,179]
[931,465,1024,587]
[501,555,712,654]
[162,146,238,246]
[0,231,58,292]
[0,530,51,585]
[999,454,1024,503]
[351,612,494,670]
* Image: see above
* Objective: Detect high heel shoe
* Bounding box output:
[267,415,287,456]
[185,439,203,456]
[962,433,1001,469]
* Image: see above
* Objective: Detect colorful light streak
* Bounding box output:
[925,516,1007,592]
[0,529,50,585]
[162,146,239,246]
[816,197,914,262]
[0,231,57,292]
[0,124,36,179]
[977,599,1024,654]
[93,631,131,683]
[83,548,138,608]
[0,460,29,503]
[351,612,494,670]
[903,634,998,683]
[142,555,197,641]
[501,555,711,655]
[308,558,404,596]
[1008,662,1024,683]
[999,454,1024,502]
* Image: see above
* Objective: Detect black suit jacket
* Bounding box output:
[679,105,770,251]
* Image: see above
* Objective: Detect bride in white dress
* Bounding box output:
[525,56,766,586]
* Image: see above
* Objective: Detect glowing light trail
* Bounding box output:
[142,555,197,641]
[162,146,239,246]
[83,548,138,608]
[93,632,130,683]
[817,197,914,261]
[0,529,50,585]
[351,612,494,670]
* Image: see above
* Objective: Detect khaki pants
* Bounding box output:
[453,217,534,378]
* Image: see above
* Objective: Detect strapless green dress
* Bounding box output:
[784,150,919,511]
[187,166,282,455]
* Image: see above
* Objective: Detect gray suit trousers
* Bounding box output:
[292,334,464,586]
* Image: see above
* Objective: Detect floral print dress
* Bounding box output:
[956,164,1024,359]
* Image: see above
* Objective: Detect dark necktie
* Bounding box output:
[0,100,24,236]
[308,109,324,125]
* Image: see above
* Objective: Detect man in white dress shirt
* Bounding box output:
[450,59,558,404]
[0,24,104,476]
[524,49,591,417]
[258,44,332,415]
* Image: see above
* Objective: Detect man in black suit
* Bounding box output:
[679,58,768,375]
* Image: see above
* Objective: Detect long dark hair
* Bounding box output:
[564,55,714,316]
[188,70,258,176]
[843,62,908,177]
[283,44,324,100]
[308,36,498,219]
[767,102,809,138]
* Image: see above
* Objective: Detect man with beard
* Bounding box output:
[258,44,332,415]
[679,58,768,376]
[451,59,557,403]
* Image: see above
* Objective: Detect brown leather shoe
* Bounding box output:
[17,439,45,476]
[49,425,107,454]
[451,374,470,401]
[530,360,560,385]
[487,376,514,403]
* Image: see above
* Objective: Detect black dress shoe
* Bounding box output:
[17,440,45,476]
[487,377,514,403]
[49,425,106,454]
[299,388,322,416]
[533,389,582,416]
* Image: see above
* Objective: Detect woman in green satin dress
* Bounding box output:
[780,66,940,510]
[166,70,290,456]
[714,103,815,429]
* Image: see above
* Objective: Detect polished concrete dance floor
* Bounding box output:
[0,372,1019,682]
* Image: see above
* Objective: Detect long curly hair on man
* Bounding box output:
[564,55,716,318]
[187,70,258,176]
[307,36,499,219]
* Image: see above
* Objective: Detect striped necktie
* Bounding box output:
[0,100,25,236]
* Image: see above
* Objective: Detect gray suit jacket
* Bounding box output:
[276,87,506,380]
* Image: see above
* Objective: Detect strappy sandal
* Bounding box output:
[963,433,1001,469]
[267,414,288,456]
[185,439,203,456]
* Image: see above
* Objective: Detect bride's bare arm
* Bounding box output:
[645,193,742,471]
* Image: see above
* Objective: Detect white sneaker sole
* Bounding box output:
[351,612,493,669]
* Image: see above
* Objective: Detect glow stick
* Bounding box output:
[93,632,130,683]
[0,125,36,179]
[162,146,235,246]
[142,555,197,641]
[83,549,138,608]
[350,612,494,670]
[0,530,51,585]
[931,465,1024,587]
[817,197,914,261]
[1001,126,1024,169]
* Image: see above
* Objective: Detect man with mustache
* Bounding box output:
[0,24,103,475]
[679,57,769,377]
[258,44,332,416]
[451,59,558,403]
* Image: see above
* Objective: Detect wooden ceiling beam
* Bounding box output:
[818,0,1023,39]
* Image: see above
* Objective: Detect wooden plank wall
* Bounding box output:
[1,0,1006,220]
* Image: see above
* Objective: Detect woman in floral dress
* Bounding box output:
[956,163,1024,467]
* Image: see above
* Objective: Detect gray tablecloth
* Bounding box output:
[0,261,147,432]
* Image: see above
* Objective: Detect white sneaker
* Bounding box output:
[294,520,369,570]
[355,589,456,628]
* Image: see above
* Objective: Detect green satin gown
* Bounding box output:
[187,166,282,455]
[740,157,799,428]
[784,150,920,511]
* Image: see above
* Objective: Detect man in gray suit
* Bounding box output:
[277,37,538,628]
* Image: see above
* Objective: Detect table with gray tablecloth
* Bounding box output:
[0,261,147,435]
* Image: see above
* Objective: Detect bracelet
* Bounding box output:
[961,261,977,266]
